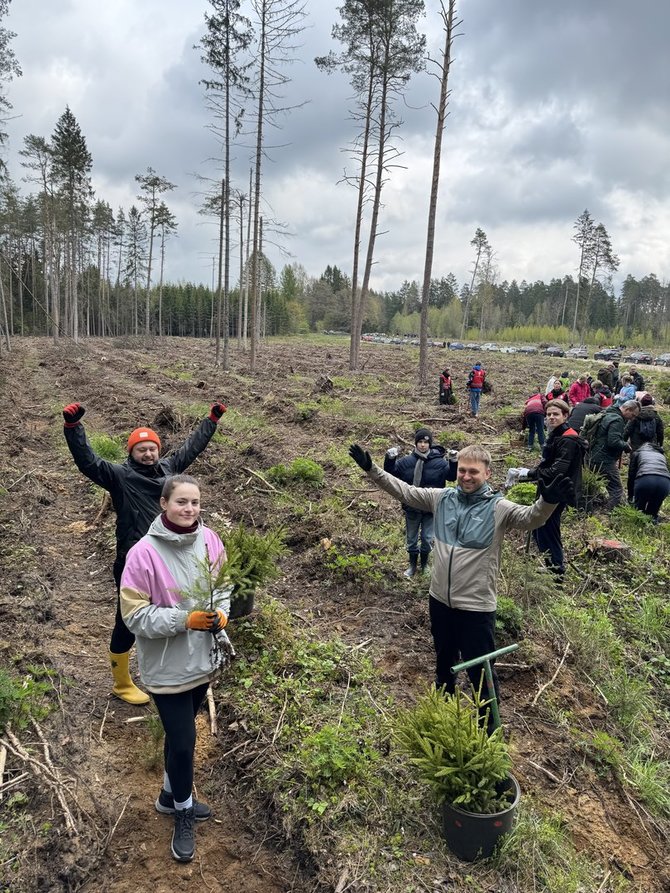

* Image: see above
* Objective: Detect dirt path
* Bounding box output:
[0,338,309,893]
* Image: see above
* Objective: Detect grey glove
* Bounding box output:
[386,446,400,459]
[447,449,459,462]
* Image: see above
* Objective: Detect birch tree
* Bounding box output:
[135,167,176,335]
[460,227,489,337]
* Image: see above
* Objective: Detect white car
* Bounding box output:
[500,346,518,354]
[480,342,499,351]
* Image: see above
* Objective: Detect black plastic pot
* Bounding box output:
[441,774,520,861]
[228,589,255,619]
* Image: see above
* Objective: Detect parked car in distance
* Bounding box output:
[500,346,518,354]
[654,353,670,366]
[480,342,499,351]
[543,346,566,357]
[566,346,589,359]
[448,341,465,350]
[593,348,622,361]
[623,350,654,364]
[464,342,482,350]
[518,346,539,355]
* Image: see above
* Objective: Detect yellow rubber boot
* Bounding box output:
[109,651,150,705]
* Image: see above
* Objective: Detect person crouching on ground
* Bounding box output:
[526,400,587,582]
[627,429,670,523]
[349,443,573,732]
[120,474,231,863]
[62,400,227,704]
[384,428,457,578]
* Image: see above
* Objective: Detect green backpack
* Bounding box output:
[581,412,604,448]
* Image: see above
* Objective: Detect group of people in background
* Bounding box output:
[438,362,488,417]
[521,363,668,523]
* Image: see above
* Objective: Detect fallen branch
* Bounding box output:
[0,744,6,802]
[526,759,564,785]
[530,643,571,707]
[242,467,279,492]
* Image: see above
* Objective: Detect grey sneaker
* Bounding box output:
[156,789,211,821]
[171,807,196,862]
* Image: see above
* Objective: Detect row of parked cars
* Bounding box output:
[448,342,670,365]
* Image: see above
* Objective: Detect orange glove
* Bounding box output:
[210,609,228,633]
[186,610,228,632]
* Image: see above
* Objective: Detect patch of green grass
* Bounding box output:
[88,432,127,463]
[0,665,55,732]
[267,457,324,487]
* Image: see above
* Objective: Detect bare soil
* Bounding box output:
[0,336,667,893]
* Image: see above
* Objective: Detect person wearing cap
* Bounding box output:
[384,427,457,578]
[61,400,227,704]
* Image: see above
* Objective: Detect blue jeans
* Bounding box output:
[404,507,433,555]
[526,412,546,448]
[469,388,482,415]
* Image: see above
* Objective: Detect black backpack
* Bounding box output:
[638,416,656,441]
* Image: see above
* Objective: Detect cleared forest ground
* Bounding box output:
[0,335,668,893]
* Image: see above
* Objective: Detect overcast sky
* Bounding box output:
[4,0,670,295]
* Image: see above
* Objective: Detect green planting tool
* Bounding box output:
[451,643,519,731]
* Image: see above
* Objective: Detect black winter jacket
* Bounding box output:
[64,418,217,576]
[623,407,664,451]
[384,445,457,509]
[568,397,602,433]
[527,422,587,506]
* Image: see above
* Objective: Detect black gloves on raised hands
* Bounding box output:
[349,443,372,472]
[538,474,575,505]
[63,402,85,426]
[209,402,227,422]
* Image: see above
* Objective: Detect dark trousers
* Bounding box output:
[429,597,499,725]
[593,460,625,508]
[152,683,209,803]
[111,557,135,653]
[634,474,670,519]
[532,503,565,574]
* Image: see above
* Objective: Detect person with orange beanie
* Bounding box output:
[62,400,227,704]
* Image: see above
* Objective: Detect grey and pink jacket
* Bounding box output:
[120,515,231,693]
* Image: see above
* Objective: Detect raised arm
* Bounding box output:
[167,402,226,473]
[349,444,441,513]
[62,403,123,490]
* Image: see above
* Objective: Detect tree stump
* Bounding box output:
[587,537,632,562]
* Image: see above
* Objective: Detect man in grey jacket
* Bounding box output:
[349,443,572,729]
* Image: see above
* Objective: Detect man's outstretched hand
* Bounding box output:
[349,443,372,472]
[63,402,85,426]
[538,474,575,505]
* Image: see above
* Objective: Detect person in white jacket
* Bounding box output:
[120,474,231,863]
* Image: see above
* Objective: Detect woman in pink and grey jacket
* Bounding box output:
[120,474,231,864]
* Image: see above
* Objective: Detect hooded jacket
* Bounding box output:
[588,405,627,466]
[64,417,217,574]
[526,422,587,506]
[624,407,664,451]
[120,516,231,692]
[568,380,591,406]
[367,464,555,611]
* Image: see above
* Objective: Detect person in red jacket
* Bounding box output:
[522,389,547,450]
[567,374,591,406]
[467,363,486,417]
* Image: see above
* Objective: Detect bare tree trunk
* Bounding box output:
[238,193,244,345]
[419,0,457,385]
[215,178,225,366]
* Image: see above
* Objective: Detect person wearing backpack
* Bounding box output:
[568,394,603,433]
[627,429,670,523]
[624,393,664,450]
[587,400,640,508]
[526,399,587,580]
[467,362,486,417]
